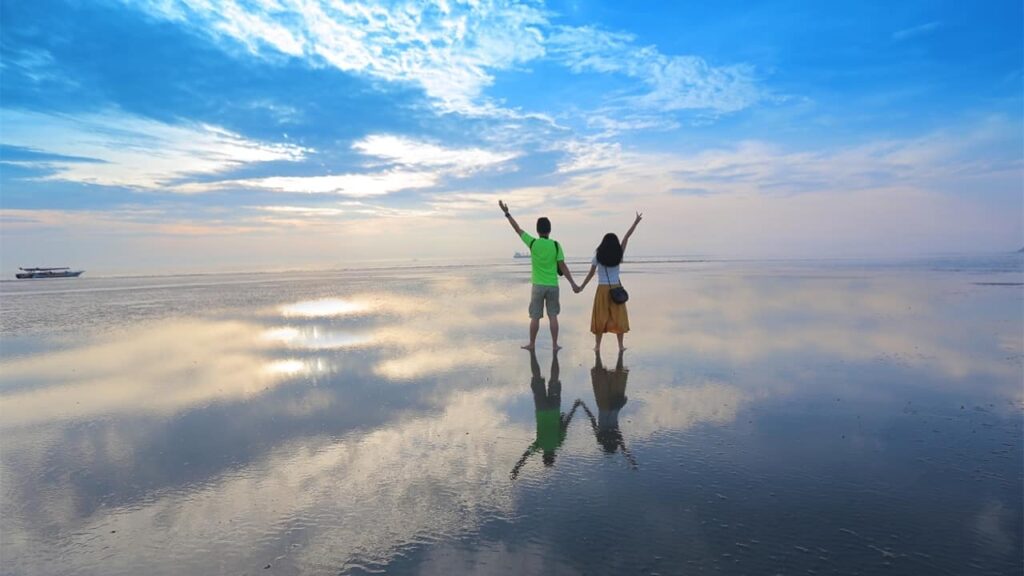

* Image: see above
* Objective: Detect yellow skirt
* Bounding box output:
[591,284,630,334]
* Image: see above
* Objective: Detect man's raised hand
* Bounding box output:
[500,200,522,234]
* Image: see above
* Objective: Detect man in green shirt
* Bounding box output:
[499,200,579,350]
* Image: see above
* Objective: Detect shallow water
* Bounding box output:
[1,257,1021,575]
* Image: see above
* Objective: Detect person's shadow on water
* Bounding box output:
[578,349,638,469]
[510,350,584,480]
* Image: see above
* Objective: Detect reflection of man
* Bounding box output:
[587,350,637,468]
[510,350,580,479]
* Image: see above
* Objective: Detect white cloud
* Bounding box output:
[229,171,438,196]
[258,205,348,216]
[353,134,517,174]
[182,134,517,196]
[658,119,1023,195]
[586,113,681,137]
[547,26,762,114]
[129,0,762,119]
[892,21,942,41]
[255,202,434,222]
[0,109,308,188]
[132,0,548,115]
[4,117,1018,260]
[2,46,80,89]
[0,111,516,195]
[216,0,306,55]
[551,138,623,173]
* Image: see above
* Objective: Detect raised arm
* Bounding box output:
[498,200,523,236]
[510,444,537,480]
[620,211,643,255]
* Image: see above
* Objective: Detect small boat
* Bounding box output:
[513,252,530,259]
[15,267,84,279]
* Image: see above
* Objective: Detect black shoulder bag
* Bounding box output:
[603,263,629,304]
[529,238,564,276]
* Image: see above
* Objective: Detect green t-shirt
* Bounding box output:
[520,231,564,287]
[535,408,562,451]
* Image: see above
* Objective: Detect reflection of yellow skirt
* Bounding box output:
[591,284,630,334]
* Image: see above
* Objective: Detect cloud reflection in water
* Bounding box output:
[262,326,374,350]
[279,298,372,318]
[0,319,304,429]
[0,261,1019,575]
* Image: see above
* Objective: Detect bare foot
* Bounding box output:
[521,344,535,350]
[553,344,562,351]
[618,346,627,352]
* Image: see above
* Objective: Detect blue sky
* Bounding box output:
[1,0,1021,272]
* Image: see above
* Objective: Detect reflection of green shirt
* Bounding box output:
[536,408,561,451]
[520,231,564,287]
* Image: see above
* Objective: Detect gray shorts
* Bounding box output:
[529,284,560,319]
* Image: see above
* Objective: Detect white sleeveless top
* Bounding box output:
[593,256,621,285]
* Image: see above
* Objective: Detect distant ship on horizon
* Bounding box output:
[513,252,530,259]
[15,267,84,279]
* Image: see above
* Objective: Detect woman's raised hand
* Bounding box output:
[634,211,643,224]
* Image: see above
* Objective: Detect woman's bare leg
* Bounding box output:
[616,332,625,351]
[594,333,602,352]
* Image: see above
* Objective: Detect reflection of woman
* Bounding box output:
[582,350,637,468]
[576,212,642,352]
[510,351,582,480]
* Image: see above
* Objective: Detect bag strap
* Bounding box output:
[601,260,622,287]
[530,238,561,258]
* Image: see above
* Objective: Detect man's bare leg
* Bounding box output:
[550,315,561,351]
[594,333,602,352]
[616,332,626,351]
[522,318,540,350]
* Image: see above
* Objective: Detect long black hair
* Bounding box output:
[595,233,623,267]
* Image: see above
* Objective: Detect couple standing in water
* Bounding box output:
[498,200,643,351]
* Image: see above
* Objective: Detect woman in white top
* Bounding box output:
[576,212,642,351]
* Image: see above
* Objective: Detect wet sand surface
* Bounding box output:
[1,257,1021,575]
